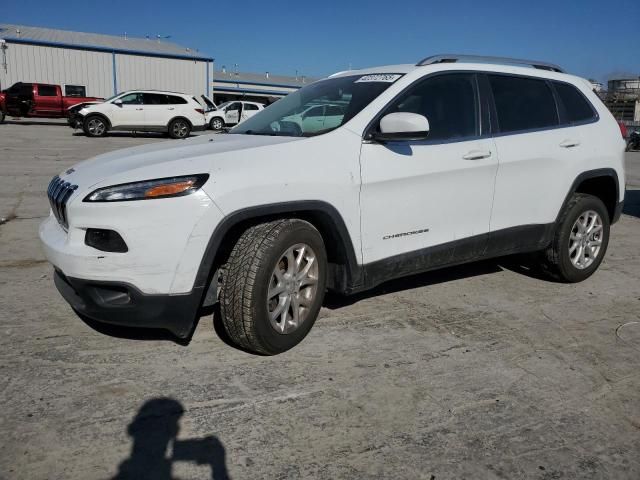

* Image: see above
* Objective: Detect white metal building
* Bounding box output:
[0,24,213,99]
[212,69,316,104]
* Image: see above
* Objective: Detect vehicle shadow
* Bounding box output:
[71,131,168,139]
[71,131,201,139]
[111,398,230,480]
[2,119,68,126]
[324,259,505,309]
[623,189,640,219]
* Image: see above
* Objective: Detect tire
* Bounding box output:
[542,193,610,282]
[0,111,5,124]
[209,117,225,131]
[219,219,327,355]
[168,118,191,139]
[83,115,108,137]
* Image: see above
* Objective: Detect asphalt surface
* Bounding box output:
[1,119,639,480]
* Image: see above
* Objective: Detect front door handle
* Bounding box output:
[559,139,580,148]
[136,108,144,111]
[168,107,175,110]
[462,150,492,160]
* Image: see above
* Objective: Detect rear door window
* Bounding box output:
[142,93,168,105]
[552,82,597,124]
[488,75,559,133]
[38,85,58,97]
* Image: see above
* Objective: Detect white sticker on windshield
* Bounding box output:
[355,74,402,83]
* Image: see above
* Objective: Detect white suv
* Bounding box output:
[71,90,207,139]
[41,55,626,354]
[206,101,265,130]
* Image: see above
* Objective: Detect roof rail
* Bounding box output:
[416,54,564,73]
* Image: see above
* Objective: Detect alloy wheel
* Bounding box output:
[568,210,603,269]
[87,118,105,136]
[173,121,188,138]
[267,243,319,334]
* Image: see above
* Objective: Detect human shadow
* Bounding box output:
[112,398,230,480]
[623,189,640,219]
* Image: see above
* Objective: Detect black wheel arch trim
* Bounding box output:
[168,116,193,129]
[192,200,363,296]
[557,168,621,224]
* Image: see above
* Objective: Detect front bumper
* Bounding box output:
[54,269,203,338]
[68,113,84,129]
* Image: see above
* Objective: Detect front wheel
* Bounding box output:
[209,117,225,131]
[83,115,108,137]
[219,219,327,355]
[542,193,610,282]
[168,118,191,139]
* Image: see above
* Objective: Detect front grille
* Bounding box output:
[47,176,78,229]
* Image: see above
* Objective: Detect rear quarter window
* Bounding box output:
[168,95,188,104]
[553,82,597,124]
[488,75,558,133]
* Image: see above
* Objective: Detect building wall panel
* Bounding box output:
[0,43,209,98]
[1,43,113,97]
[115,54,207,96]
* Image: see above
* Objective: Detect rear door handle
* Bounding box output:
[168,107,175,110]
[559,139,580,148]
[462,150,492,160]
[136,108,144,111]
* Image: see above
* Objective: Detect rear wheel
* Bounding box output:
[219,219,327,355]
[83,115,108,137]
[542,193,610,282]
[168,118,191,139]
[210,117,225,131]
[0,111,5,124]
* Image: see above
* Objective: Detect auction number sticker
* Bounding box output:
[355,74,402,83]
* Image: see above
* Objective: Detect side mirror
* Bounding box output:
[372,112,430,142]
[113,99,123,106]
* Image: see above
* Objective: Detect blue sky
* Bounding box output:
[3,0,639,82]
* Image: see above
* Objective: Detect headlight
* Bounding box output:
[83,174,209,202]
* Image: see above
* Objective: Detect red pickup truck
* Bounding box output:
[0,82,102,123]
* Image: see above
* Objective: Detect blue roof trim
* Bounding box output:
[213,78,306,89]
[213,86,291,97]
[4,37,213,62]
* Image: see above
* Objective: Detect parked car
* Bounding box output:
[0,82,102,123]
[70,90,207,139]
[627,129,640,151]
[206,101,264,130]
[280,104,345,134]
[40,54,626,355]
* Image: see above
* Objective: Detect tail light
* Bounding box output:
[618,121,628,139]
[195,108,204,114]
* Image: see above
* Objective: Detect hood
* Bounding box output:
[59,134,303,189]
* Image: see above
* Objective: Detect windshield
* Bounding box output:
[103,92,125,103]
[232,73,403,137]
[216,101,233,110]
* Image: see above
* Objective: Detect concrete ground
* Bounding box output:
[1,119,639,480]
